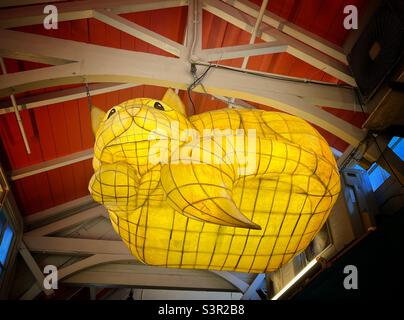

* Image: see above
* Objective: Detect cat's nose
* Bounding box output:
[125,105,142,117]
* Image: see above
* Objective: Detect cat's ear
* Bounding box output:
[162,88,187,116]
[91,106,106,136]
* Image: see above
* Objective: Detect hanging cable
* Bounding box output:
[85,81,92,113]
[192,62,354,89]
[187,63,212,114]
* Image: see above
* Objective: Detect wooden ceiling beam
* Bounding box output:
[0,0,65,8]
[25,206,106,237]
[0,83,140,115]
[93,9,184,57]
[0,0,188,29]
[223,0,348,64]
[203,0,356,86]
[199,41,288,61]
[23,235,130,255]
[10,149,94,181]
[0,30,365,145]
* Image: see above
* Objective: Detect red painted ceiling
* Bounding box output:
[0,0,368,216]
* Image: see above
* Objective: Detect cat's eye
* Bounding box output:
[154,102,165,111]
[107,108,116,119]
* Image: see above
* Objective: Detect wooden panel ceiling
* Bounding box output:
[0,0,367,216]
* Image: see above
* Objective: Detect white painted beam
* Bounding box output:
[0,61,83,98]
[19,241,54,297]
[58,254,135,279]
[185,0,195,52]
[25,206,106,237]
[21,254,135,300]
[0,29,356,110]
[199,41,287,61]
[23,236,130,255]
[195,0,203,54]
[0,50,73,66]
[210,270,249,293]
[203,0,275,42]
[20,283,44,300]
[0,83,139,115]
[10,149,94,181]
[240,0,268,69]
[0,30,365,145]
[202,0,355,86]
[184,0,202,61]
[93,9,184,57]
[62,263,239,291]
[0,0,65,8]
[223,0,348,64]
[284,41,355,86]
[24,195,96,227]
[0,0,188,29]
[240,273,265,300]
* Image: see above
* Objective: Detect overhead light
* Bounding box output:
[271,258,319,300]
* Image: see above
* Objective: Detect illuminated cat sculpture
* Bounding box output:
[89,89,340,273]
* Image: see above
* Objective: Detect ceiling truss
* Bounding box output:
[19,205,261,300]
[0,0,366,197]
[0,1,365,299]
[0,28,363,144]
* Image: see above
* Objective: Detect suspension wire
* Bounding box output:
[192,62,354,89]
[85,81,92,113]
[187,64,212,114]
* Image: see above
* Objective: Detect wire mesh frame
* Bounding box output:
[89,98,340,273]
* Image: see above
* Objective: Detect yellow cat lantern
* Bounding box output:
[89,89,340,273]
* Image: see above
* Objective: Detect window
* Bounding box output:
[366,136,402,192]
[0,209,14,276]
[367,163,390,191]
[388,136,404,161]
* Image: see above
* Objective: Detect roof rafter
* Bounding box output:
[222,0,348,64]
[202,0,355,86]
[25,206,106,237]
[0,83,140,115]
[93,9,184,57]
[0,29,364,145]
[241,273,265,300]
[185,0,203,61]
[199,41,288,61]
[23,235,130,255]
[19,241,54,298]
[0,0,188,29]
[23,195,97,228]
[10,149,94,181]
[0,0,65,8]
[20,253,134,300]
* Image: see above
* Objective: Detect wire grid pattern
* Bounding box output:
[89,99,340,273]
